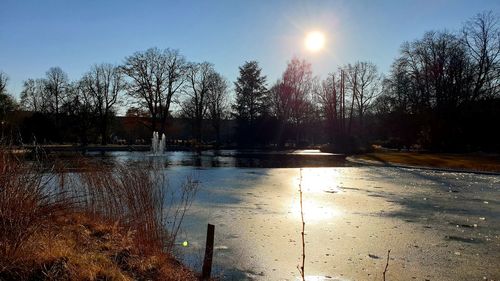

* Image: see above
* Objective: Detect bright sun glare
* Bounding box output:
[305,31,325,52]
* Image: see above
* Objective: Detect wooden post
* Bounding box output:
[202,224,215,279]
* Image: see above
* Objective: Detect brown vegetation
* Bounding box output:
[356,151,500,173]
[0,148,198,280]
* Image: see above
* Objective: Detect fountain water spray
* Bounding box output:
[151,131,166,154]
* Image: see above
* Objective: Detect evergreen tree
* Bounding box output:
[232,61,268,146]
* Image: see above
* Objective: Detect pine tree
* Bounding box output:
[232,61,268,146]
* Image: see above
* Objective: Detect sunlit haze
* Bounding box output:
[305,31,326,52]
[0,0,498,101]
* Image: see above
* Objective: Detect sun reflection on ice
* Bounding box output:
[293,168,343,193]
[289,168,343,222]
[290,200,341,222]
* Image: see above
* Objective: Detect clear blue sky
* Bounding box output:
[1,0,499,100]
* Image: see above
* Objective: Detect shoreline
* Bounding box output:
[12,145,327,153]
[348,152,500,174]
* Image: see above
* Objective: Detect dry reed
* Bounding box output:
[0,146,198,280]
[298,168,305,281]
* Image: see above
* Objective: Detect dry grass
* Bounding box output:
[1,212,197,280]
[357,151,500,172]
[0,148,198,280]
[72,158,198,254]
[0,149,70,261]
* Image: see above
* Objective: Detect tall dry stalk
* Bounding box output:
[0,148,71,261]
[73,159,198,254]
[383,249,391,281]
[163,175,198,252]
[298,168,305,281]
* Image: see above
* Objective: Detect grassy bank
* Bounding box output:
[353,151,500,173]
[0,149,198,280]
[1,212,196,281]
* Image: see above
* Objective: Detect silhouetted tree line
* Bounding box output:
[232,58,382,150]
[232,11,500,151]
[2,48,230,146]
[0,11,498,152]
[16,65,123,145]
[374,11,500,151]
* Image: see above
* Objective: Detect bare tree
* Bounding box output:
[271,58,315,143]
[45,67,68,117]
[207,72,229,146]
[81,64,125,145]
[122,48,187,133]
[315,74,339,141]
[270,82,291,125]
[343,63,359,133]
[377,16,500,150]
[462,11,500,100]
[282,58,314,126]
[20,79,47,112]
[182,62,215,143]
[64,81,96,145]
[345,62,381,126]
[392,31,470,111]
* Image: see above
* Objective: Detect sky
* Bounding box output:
[1,0,499,101]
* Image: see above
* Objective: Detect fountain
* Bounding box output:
[151,131,166,154]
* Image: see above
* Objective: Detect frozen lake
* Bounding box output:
[96,151,500,280]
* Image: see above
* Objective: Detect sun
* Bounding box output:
[305,31,325,52]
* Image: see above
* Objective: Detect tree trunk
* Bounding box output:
[151,116,157,134]
[214,121,221,148]
[196,117,202,143]
[100,114,108,145]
